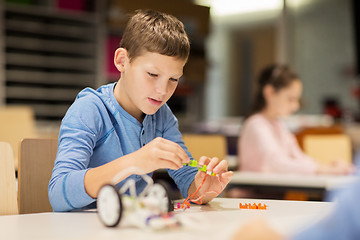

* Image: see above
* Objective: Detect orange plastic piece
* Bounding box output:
[239,202,267,210]
[239,203,249,209]
[257,203,267,210]
[249,203,257,209]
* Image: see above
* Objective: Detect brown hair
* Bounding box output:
[120,9,190,62]
[251,64,299,114]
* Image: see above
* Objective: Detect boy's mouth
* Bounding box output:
[148,97,162,106]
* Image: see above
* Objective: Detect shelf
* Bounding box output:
[6,36,95,55]
[6,53,96,71]
[6,86,80,101]
[1,4,100,121]
[6,70,93,87]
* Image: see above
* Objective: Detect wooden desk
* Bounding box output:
[228,171,355,200]
[0,198,333,240]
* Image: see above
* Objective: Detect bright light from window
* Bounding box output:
[195,0,283,16]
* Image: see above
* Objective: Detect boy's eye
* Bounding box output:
[170,78,179,82]
[148,72,158,77]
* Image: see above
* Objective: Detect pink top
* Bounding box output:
[238,113,317,174]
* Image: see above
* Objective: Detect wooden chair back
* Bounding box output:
[0,106,37,170]
[18,138,57,214]
[0,142,18,215]
[303,134,352,165]
[182,134,227,161]
[295,125,343,150]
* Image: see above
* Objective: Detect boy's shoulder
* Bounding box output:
[61,84,116,132]
[76,83,114,102]
[74,84,114,108]
[65,83,115,118]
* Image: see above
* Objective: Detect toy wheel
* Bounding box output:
[147,181,173,213]
[97,184,122,227]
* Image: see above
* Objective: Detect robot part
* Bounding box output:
[183,159,217,176]
[97,172,177,229]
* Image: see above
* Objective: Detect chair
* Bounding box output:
[182,134,227,161]
[295,125,343,150]
[0,106,38,170]
[303,134,352,165]
[0,142,18,215]
[18,138,58,214]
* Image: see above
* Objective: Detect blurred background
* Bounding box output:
[0,0,359,154]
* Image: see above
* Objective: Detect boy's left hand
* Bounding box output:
[189,156,233,203]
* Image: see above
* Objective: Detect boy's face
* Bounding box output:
[115,49,186,122]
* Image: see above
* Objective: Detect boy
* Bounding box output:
[48,9,233,212]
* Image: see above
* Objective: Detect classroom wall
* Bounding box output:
[289,0,358,116]
[205,9,280,120]
[204,0,358,121]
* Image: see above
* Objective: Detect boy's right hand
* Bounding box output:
[131,137,190,173]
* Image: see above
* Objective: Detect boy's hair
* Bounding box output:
[120,9,190,62]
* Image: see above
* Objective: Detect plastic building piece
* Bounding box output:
[249,203,257,209]
[257,203,267,210]
[239,202,267,210]
[183,159,217,176]
[239,203,248,209]
[97,168,179,229]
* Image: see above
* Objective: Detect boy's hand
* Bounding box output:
[189,156,233,203]
[132,137,190,173]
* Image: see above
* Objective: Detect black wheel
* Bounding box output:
[97,184,122,227]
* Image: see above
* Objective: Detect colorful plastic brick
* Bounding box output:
[183,160,217,176]
[239,202,267,210]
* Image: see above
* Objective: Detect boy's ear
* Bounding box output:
[114,48,128,72]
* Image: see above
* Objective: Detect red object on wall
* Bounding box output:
[107,36,122,81]
[56,0,85,11]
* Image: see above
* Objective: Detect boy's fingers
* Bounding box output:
[206,157,220,172]
[157,149,183,168]
[160,138,190,163]
[220,171,234,182]
[158,159,180,170]
[198,156,210,166]
[195,170,206,180]
[175,143,190,163]
[212,159,229,173]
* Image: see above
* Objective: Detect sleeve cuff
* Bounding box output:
[64,169,95,209]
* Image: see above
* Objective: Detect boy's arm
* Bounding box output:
[48,98,146,210]
[48,98,111,212]
[48,113,98,211]
[85,137,190,198]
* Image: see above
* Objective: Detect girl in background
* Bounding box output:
[238,64,351,175]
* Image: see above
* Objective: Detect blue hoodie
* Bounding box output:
[48,82,197,212]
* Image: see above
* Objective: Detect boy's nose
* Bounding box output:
[156,80,168,95]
